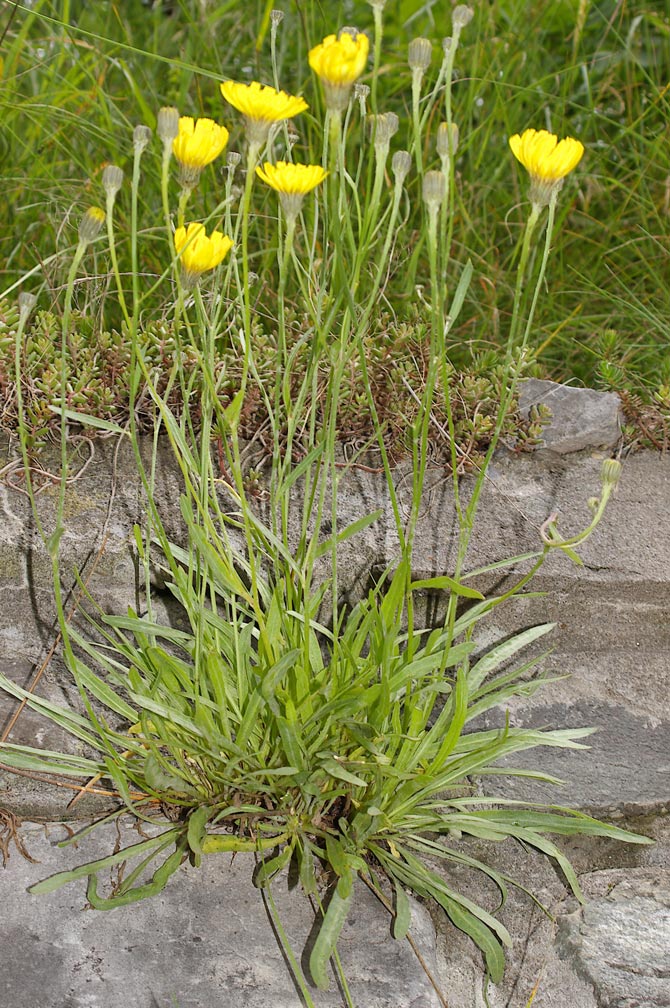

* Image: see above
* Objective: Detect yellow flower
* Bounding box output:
[509,128,584,208]
[309,30,369,112]
[174,223,233,286]
[220,81,308,146]
[256,161,327,220]
[172,117,229,187]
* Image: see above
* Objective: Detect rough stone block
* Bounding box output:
[518,378,623,454]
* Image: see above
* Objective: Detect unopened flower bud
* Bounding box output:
[354,82,370,116]
[368,0,386,10]
[408,37,432,72]
[422,170,446,209]
[587,496,599,513]
[78,206,106,245]
[600,458,622,490]
[368,111,399,149]
[452,5,474,30]
[18,292,37,319]
[157,106,180,144]
[437,122,459,159]
[392,149,411,185]
[133,125,152,154]
[270,8,284,25]
[102,164,124,198]
[227,151,241,172]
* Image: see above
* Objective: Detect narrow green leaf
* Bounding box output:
[446,258,473,328]
[444,899,506,983]
[325,835,349,877]
[309,872,355,990]
[320,757,368,788]
[411,575,485,600]
[224,388,244,428]
[467,624,555,691]
[68,656,137,721]
[392,877,411,940]
[187,806,211,859]
[28,832,179,895]
[315,510,383,558]
[253,845,293,888]
[47,406,128,436]
[86,842,186,910]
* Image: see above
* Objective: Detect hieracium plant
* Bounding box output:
[1,4,649,1004]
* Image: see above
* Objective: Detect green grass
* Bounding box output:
[1,0,669,429]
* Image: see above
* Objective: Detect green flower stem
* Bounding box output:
[48,240,91,696]
[105,196,131,330]
[160,144,172,240]
[273,215,296,542]
[459,200,552,586]
[411,71,424,178]
[404,204,445,652]
[177,186,191,230]
[129,143,158,626]
[521,192,558,349]
[351,175,411,549]
[240,141,261,391]
[13,306,44,534]
[508,203,541,350]
[55,242,86,546]
[371,2,384,112]
[443,26,464,128]
[358,145,388,259]
[358,176,405,332]
[130,139,145,329]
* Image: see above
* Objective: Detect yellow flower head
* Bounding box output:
[174,223,233,286]
[509,128,584,208]
[172,117,229,187]
[256,161,328,220]
[220,81,308,146]
[309,29,369,112]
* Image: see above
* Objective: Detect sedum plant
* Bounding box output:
[0,5,650,1004]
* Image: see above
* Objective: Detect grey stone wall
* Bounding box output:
[1,381,669,1006]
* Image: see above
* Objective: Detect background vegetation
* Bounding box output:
[1,0,669,449]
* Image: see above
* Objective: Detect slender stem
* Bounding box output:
[241,141,261,389]
[371,4,383,112]
[411,71,424,178]
[105,195,131,329]
[521,193,557,350]
[13,307,44,533]
[161,144,173,240]
[508,204,541,351]
[131,146,144,328]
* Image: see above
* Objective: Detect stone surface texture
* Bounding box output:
[1,820,442,1008]
[518,378,623,454]
[1,383,669,1006]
